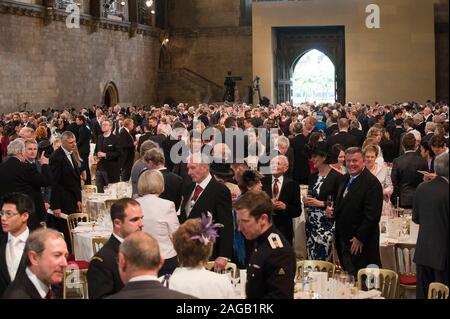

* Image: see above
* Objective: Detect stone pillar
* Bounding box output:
[90,0,102,33]
[43,0,55,26]
[128,0,138,38]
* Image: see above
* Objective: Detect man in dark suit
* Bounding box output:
[142,149,183,211]
[118,119,135,182]
[262,155,301,246]
[0,139,49,233]
[413,153,449,298]
[290,122,310,185]
[137,123,154,154]
[48,131,82,250]
[87,198,144,299]
[422,122,436,145]
[0,193,33,296]
[107,232,195,299]
[76,115,92,185]
[90,112,103,144]
[3,228,67,299]
[326,118,359,151]
[23,139,52,230]
[94,119,121,192]
[391,133,429,208]
[180,154,233,271]
[349,120,366,148]
[330,147,383,276]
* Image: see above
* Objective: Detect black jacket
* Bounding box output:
[87,235,123,299]
[263,176,301,245]
[326,131,359,151]
[391,151,428,208]
[2,271,62,299]
[180,178,233,260]
[334,168,383,273]
[290,134,310,185]
[95,134,121,183]
[49,147,81,214]
[0,235,28,297]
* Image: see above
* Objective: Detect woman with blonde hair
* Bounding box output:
[137,169,179,276]
[363,144,393,216]
[165,216,235,299]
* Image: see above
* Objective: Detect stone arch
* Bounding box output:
[102,81,119,107]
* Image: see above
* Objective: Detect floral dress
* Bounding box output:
[305,169,342,261]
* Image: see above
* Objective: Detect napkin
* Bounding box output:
[357,289,382,299]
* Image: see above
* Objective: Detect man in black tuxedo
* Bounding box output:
[107,232,195,299]
[349,120,366,148]
[94,119,121,193]
[329,147,383,276]
[326,118,359,151]
[90,111,103,144]
[76,115,92,185]
[142,149,183,211]
[118,119,135,182]
[262,155,301,246]
[413,153,449,298]
[3,228,67,299]
[48,131,82,250]
[391,133,428,208]
[137,123,154,153]
[422,122,436,145]
[290,122,310,185]
[0,193,33,297]
[23,139,52,230]
[180,154,233,271]
[0,139,49,234]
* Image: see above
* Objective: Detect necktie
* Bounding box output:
[45,289,53,299]
[7,237,20,280]
[191,185,203,202]
[273,178,280,199]
[343,177,355,198]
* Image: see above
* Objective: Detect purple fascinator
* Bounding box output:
[190,212,224,245]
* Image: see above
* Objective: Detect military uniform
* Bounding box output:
[87,235,124,299]
[246,226,296,299]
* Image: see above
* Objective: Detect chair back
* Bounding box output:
[83,185,98,193]
[92,236,109,256]
[394,243,416,277]
[357,268,398,299]
[428,282,449,299]
[67,213,90,252]
[206,261,238,278]
[63,267,88,299]
[296,260,336,280]
[105,199,118,214]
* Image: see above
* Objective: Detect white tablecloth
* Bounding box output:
[73,225,112,261]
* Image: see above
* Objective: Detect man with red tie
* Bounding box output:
[262,155,301,246]
[3,228,68,299]
[180,154,233,271]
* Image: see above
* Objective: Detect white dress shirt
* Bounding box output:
[137,194,179,259]
[25,267,50,299]
[61,146,74,168]
[129,275,159,283]
[6,228,29,280]
[184,174,212,216]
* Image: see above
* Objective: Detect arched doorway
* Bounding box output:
[102,82,119,107]
[292,49,336,105]
[275,26,345,104]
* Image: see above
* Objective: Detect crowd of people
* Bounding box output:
[0,99,448,299]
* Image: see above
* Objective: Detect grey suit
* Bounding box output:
[413,176,449,298]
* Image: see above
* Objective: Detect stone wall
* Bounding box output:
[160,27,253,104]
[0,11,160,112]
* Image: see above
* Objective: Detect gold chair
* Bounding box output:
[82,185,98,193]
[105,199,118,213]
[357,268,399,299]
[92,236,109,256]
[206,261,238,278]
[428,282,449,299]
[296,260,336,280]
[63,267,88,299]
[394,243,416,298]
[67,213,90,253]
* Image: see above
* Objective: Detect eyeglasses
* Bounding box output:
[0,211,21,219]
